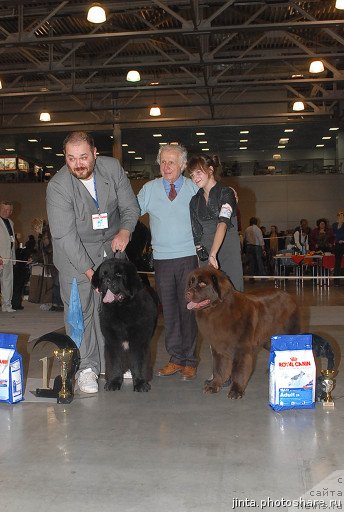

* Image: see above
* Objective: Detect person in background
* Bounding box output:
[332,209,344,286]
[137,143,199,381]
[0,201,16,312]
[32,217,64,311]
[310,218,334,253]
[46,131,140,393]
[265,224,281,274]
[187,154,243,292]
[244,217,266,281]
[293,218,311,254]
[25,234,36,253]
[12,240,32,310]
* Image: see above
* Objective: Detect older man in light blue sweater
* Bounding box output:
[137,144,199,380]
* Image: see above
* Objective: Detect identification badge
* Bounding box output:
[92,213,108,230]
[219,203,232,219]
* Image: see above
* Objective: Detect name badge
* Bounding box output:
[219,203,232,219]
[92,213,108,230]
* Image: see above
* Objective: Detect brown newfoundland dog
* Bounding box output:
[185,267,300,399]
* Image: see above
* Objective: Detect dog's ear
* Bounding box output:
[211,273,222,300]
[91,265,101,289]
[126,261,143,297]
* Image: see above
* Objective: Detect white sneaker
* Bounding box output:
[2,306,16,313]
[77,368,98,393]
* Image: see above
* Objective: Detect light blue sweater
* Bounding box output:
[138,176,198,259]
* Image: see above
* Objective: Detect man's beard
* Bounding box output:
[68,160,95,180]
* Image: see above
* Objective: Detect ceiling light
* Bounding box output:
[196,132,205,136]
[284,129,294,133]
[335,0,344,9]
[39,111,51,122]
[292,101,305,112]
[278,145,286,149]
[273,154,281,160]
[309,60,324,73]
[291,74,304,78]
[279,138,289,143]
[5,148,15,151]
[128,150,136,154]
[316,144,325,148]
[199,140,207,144]
[28,139,38,142]
[240,130,249,134]
[56,153,64,156]
[134,157,142,160]
[201,148,209,151]
[153,134,162,137]
[87,4,106,23]
[43,146,52,150]
[329,127,339,131]
[322,136,331,140]
[239,147,247,150]
[122,143,128,147]
[240,139,248,143]
[126,70,141,82]
[149,105,161,117]
[159,142,167,145]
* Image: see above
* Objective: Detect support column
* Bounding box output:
[336,129,344,173]
[112,124,122,164]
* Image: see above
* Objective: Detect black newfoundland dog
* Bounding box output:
[92,258,158,392]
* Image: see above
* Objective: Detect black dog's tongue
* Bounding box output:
[103,289,115,303]
[103,290,124,303]
[187,299,210,310]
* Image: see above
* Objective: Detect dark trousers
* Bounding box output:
[334,242,344,284]
[154,255,198,367]
[246,244,266,276]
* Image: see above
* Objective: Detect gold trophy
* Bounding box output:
[54,348,74,404]
[320,369,335,409]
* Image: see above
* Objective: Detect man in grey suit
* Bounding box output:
[0,201,16,313]
[46,131,140,393]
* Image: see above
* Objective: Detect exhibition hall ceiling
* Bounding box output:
[0,0,343,168]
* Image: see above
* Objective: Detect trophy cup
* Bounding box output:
[320,369,335,409]
[54,348,74,404]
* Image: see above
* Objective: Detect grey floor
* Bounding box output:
[1,281,344,512]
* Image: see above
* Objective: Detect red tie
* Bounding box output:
[168,183,177,201]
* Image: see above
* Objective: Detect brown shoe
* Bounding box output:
[180,366,197,381]
[157,362,184,377]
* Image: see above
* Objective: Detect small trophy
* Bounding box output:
[54,348,74,404]
[320,369,335,409]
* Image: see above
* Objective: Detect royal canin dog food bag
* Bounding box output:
[0,333,24,404]
[269,334,316,411]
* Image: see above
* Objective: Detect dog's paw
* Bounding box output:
[104,379,122,391]
[133,380,151,392]
[203,383,221,394]
[227,383,244,399]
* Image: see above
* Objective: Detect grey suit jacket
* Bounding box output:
[0,217,15,263]
[46,156,140,278]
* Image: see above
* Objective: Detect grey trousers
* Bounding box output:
[59,274,105,377]
[154,255,198,368]
[0,262,14,308]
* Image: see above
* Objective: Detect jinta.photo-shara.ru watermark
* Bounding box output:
[231,470,343,511]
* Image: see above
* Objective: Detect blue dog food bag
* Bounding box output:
[0,333,24,404]
[269,334,315,411]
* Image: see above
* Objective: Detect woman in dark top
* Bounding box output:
[310,218,334,253]
[187,154,243,291]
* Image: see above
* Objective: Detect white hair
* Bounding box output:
[156,144,188,170]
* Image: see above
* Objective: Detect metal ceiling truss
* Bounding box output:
[0,0,343,134]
